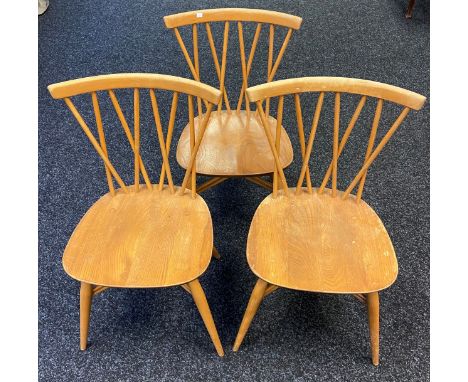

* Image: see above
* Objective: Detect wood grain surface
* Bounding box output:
[246,188,398,293]
[176,111,293,176]
[246,77,426,110]
[163,8,302,29]
[63,185,213,287]
[48,73,221,105]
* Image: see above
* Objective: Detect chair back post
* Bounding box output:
[48,74,221,198]
[246,77,426,200]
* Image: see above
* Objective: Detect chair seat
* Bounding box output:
[246,188,398,294]
[176,110,293,176]
[63,186,213,288]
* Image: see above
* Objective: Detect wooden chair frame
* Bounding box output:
[164,8,302,192]
[233,77,426,365]
[48,74,225,356]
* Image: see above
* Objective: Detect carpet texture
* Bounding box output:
[39,1,429,380]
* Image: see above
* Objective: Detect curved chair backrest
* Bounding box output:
[246,77,426,200]
[48,73,221,197]
[164,8,302,116]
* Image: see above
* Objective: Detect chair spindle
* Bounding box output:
[149,89,175,193]
[296,92,324,194]
[332,92,340,196]
[64,97,128,193]
[91,92,115,195]
[356,98,383,202]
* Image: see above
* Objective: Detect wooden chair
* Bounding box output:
[163,8,302,192]
[233,77,426,365]
[47,73,225,356]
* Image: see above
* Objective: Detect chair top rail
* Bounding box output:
[48,73,221,105]
[246,77,426,110]
[164,8,302,30]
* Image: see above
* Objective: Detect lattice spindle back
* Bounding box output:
[246,77,426,200]
[164,8,302,116]
[48,74,221,198]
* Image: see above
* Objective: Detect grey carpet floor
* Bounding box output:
[38,1,430,381]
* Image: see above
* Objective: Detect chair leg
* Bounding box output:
[80,282,93,350]
[367,291,380,365]
[233,278,268,351]
[405,0,416,18]
[188,279,224,356]
[212,246,221,260]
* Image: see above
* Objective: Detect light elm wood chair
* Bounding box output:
[163,8,302,193]
[47,74,225,356]
[233,77,426,365]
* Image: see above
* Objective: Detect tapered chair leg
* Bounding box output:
[80,282,93,350]
[188,279,224,356]
[367,291,380,365]
[405,0,416,18]
[212,246,221,259]
[233,278,268,351]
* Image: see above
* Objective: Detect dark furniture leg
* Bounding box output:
[406,0,416,18]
